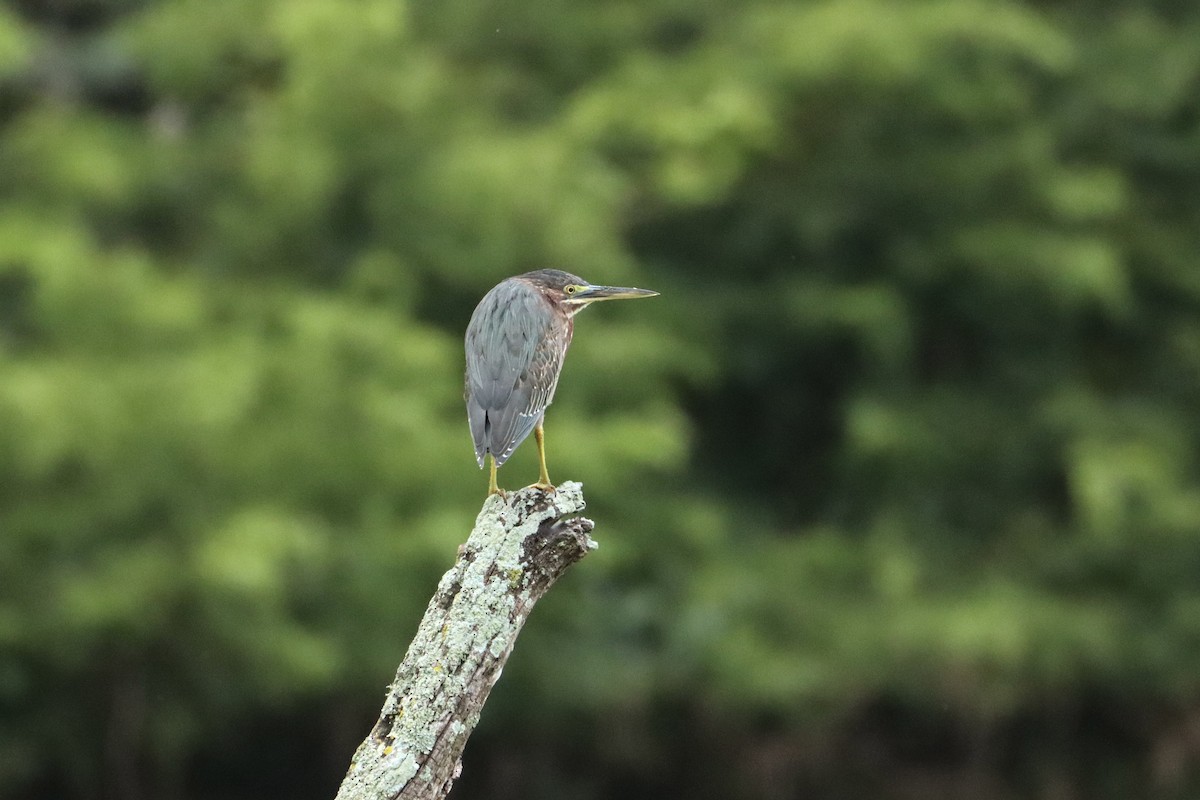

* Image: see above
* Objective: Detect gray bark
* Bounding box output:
[334,482,595,800]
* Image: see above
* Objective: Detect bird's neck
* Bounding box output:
[561,301,591,319]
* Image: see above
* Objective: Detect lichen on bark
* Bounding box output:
[335,482,595,800]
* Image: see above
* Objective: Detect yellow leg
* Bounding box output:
[533,422,553,491]
[487,453,504,497]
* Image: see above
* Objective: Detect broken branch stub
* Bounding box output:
[335,482,595,800]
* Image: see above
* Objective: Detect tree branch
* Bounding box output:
[334,481,595,800]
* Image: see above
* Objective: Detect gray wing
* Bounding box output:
[464,279,570,467]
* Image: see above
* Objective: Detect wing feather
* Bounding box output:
[464,279,570,467]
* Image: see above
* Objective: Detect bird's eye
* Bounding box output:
[565,285,576,295]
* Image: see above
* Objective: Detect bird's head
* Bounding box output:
[521,269,659,315]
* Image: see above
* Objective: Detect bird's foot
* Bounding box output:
[525,480,556,494]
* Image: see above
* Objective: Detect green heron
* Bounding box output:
[465,269,659,495]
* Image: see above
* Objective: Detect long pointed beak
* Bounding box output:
[572,285,660,303]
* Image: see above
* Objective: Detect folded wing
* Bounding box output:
[465,279,570,467]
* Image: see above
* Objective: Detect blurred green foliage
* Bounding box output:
[3,1,1200,798]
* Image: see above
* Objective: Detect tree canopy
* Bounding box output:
[3,1,1200,798]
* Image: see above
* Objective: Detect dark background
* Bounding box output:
[3,1,1200,798]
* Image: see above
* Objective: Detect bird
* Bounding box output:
[465,269,659,496]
